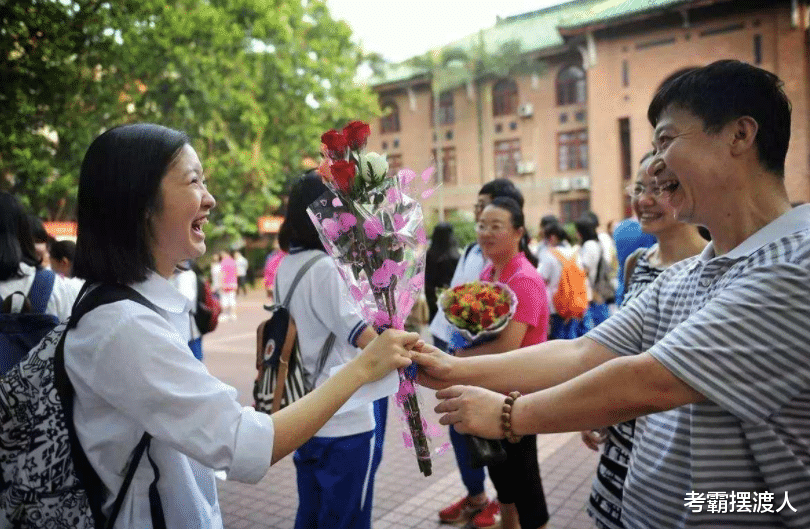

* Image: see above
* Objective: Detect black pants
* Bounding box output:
[487,435,549,529]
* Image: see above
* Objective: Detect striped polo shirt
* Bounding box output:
[587,204,810,528]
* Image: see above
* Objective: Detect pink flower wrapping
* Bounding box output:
[306,121,441,477]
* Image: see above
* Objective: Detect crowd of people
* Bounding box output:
[1,59,808,529]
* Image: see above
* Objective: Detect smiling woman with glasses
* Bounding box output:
[457,196,549,529]
[582,152,708,529]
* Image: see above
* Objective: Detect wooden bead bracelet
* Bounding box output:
[501,391,523,444]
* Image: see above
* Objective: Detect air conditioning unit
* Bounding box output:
[571,176,591,190]
[551,177,571,192]
[517,103,534,118]
[517,161,535,174]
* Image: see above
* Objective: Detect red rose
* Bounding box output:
[342,121,371,150]
[321,130,348,159]
[330,160,356,194]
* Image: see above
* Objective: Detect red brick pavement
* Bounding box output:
[204,288,600,529]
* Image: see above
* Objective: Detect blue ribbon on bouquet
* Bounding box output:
[448,330,495,355]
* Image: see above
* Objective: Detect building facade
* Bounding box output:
[370,0,810,234]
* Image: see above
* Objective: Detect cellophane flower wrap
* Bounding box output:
[307,120,441,476]
[439,281,519,350]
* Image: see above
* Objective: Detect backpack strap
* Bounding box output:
[549,247,570,266]
[623,247,646,292]
[276,253,336,391]
[278,252,328,309]
[53,283,166,529]
[310,333,336,391]
[28,267,56,314]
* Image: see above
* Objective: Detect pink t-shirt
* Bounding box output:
[263,251,287,289]
[219,256,238,291]
[481,253,549,348]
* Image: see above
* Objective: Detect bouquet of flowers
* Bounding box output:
[307,120,438,476]
[440,281,518,350]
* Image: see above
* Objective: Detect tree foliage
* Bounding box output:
[1,0,379,247]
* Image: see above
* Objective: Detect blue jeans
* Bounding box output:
[434,335,486,497]
[549,313,593,340]
[589,302,611,328]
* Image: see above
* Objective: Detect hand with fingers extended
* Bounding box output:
[411,341,459,389]
[581,429,608,451]
[434,385,506,439]
[352,329,420,383]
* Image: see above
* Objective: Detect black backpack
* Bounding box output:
[0,284,166,529]
[0,268,59,376]
[253,253,335,414]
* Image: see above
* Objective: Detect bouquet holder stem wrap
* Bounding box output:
[309,179,436,477]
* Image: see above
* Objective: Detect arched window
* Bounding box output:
[556,65,586,106]
[380,101,400,133]
[492,78,518,117]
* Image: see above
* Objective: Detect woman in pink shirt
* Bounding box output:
[218,251,238,320]
[455,196,549,529]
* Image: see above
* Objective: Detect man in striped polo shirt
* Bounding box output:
[416,60,810,528]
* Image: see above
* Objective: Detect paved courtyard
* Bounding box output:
[205,289,600,529]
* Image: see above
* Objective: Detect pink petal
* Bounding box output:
[349,286,364,302]
[402,431,414,448]
[421,188,435,199]
[393,213,406,231]
[386,188,402,203]
[332,197,342,207]
[322,218,340,240]
[338,213,357,229]
[436,442,452,455]
[399,169,416,186]
[363,217,384,239]
[415,227,427,245]
[421,166,435,183]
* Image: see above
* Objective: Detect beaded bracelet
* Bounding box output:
[501,391,523,444]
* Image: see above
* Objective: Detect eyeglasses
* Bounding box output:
[625,181,679,198]
[475,222,509,234]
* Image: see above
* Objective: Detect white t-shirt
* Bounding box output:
[0,263,82,321]
[428,243,488,343]
[65,273,274,528]
[235,255,248,278]
[275,249,374,438]
[579,239,602,300]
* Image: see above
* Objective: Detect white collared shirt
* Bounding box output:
[64,272,274,528]
[275,249,374,437]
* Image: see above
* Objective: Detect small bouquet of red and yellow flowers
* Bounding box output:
[440,281,518,350]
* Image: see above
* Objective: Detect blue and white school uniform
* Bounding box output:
[275,248,376,529]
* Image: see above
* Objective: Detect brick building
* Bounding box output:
[369,0,810,233]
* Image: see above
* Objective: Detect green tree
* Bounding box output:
[2,0,378,250]
[0,0,145,218]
